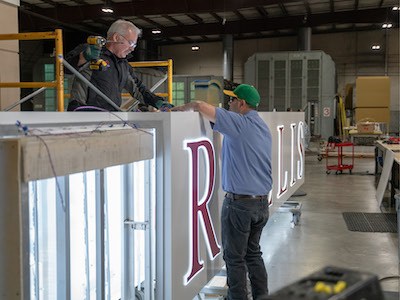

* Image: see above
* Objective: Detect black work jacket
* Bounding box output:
[68,46,163,111]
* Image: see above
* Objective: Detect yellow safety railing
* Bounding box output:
[128,59,173,103]
[0,30,64,111]
[65,59,173,105]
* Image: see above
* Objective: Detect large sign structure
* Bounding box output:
[160,111,305,299]
[0,111,304,300]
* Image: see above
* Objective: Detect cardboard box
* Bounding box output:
[354,107,390,124]
[194,80,223,107]
[357,122,376,133]
[355,76,390,108]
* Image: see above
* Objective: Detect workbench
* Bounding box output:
[375,140,400,207]
[350,132,382,145]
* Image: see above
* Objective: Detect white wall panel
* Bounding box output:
[160,29,399,132]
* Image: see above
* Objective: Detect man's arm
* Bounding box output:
[126,67,167,109]
[65,44,87,74]
[69,67,92,106]
[171,101,216,123]
[65,43,102,72]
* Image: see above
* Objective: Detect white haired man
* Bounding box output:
[66,19,171,111]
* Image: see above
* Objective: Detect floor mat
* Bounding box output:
[342,212,397,233]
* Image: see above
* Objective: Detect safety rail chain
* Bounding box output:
[0,30,64,111]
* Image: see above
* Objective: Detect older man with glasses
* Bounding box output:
[66,19,172,111]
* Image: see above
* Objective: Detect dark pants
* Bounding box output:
[221,196,269,300]
[67,100,81,111]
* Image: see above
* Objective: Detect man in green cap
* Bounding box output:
[172,84,272,299]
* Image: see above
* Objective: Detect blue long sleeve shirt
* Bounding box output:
[213,108,272,195]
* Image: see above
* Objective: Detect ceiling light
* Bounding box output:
[101,0,113,13]
[382,23,393,29]
[191,46,200,51]
[102,7,113,13]
[393,6,399,10]
[371,45,381,50]
[152,29,161,34]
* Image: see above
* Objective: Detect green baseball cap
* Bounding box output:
[223,84,260,108]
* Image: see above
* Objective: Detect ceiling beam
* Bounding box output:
[24,0,301,23]
[19,7,100,35]
[354,0,359,10]
[303,0,311,15]
[137,16,165,29]
[39,0,64,7]
[210,12,223,23]
[187,13,204,24]
[329,0,334,13]
[234,10,246,20]
[156,24,386,46]
[141,8,394,38]
[92,18,112,28]
[255,6,268,18]
[278,2,288,16]
[162,14,184,26]
[70,0,88,5]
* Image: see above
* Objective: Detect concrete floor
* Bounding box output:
[200,147,399,299]
[262,150,399,295]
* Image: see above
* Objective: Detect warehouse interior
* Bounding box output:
[0,0,399,299]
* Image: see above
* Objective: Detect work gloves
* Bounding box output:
[83,44,102,61]
[156,100,174,111]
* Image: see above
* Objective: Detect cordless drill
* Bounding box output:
[86,36,109,71]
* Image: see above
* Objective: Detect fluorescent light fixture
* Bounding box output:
[382,23,393,28]
[191,46,200,51]
[101,0,113,13]
[152,29,161,34]
[102,7,113,13]
[371,45,381,50]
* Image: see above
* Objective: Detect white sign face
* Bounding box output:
[259,112,305,207]
[0,111,305,300]
[168,112,305,299]
[323,107,331,117]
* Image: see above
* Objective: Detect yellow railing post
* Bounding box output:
[0,30,64,111]
[167,59,173,104]
[129,60,173,103]
[55,29,64,111]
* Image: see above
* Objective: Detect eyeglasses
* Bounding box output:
[228,97,238,103]
[119,34,137,49]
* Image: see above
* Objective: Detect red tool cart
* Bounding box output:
[325,142,354,175]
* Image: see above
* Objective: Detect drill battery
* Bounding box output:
[89,59,109,71]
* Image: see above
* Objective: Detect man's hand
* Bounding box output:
[83,44,101,61]
[171,103,193,112]
[156,100,174,112]
[160,102,174,112]
[171,101,216,122]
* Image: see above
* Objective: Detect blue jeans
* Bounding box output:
[221,196,269,300]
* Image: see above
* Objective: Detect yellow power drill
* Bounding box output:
[86,36,109,71]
